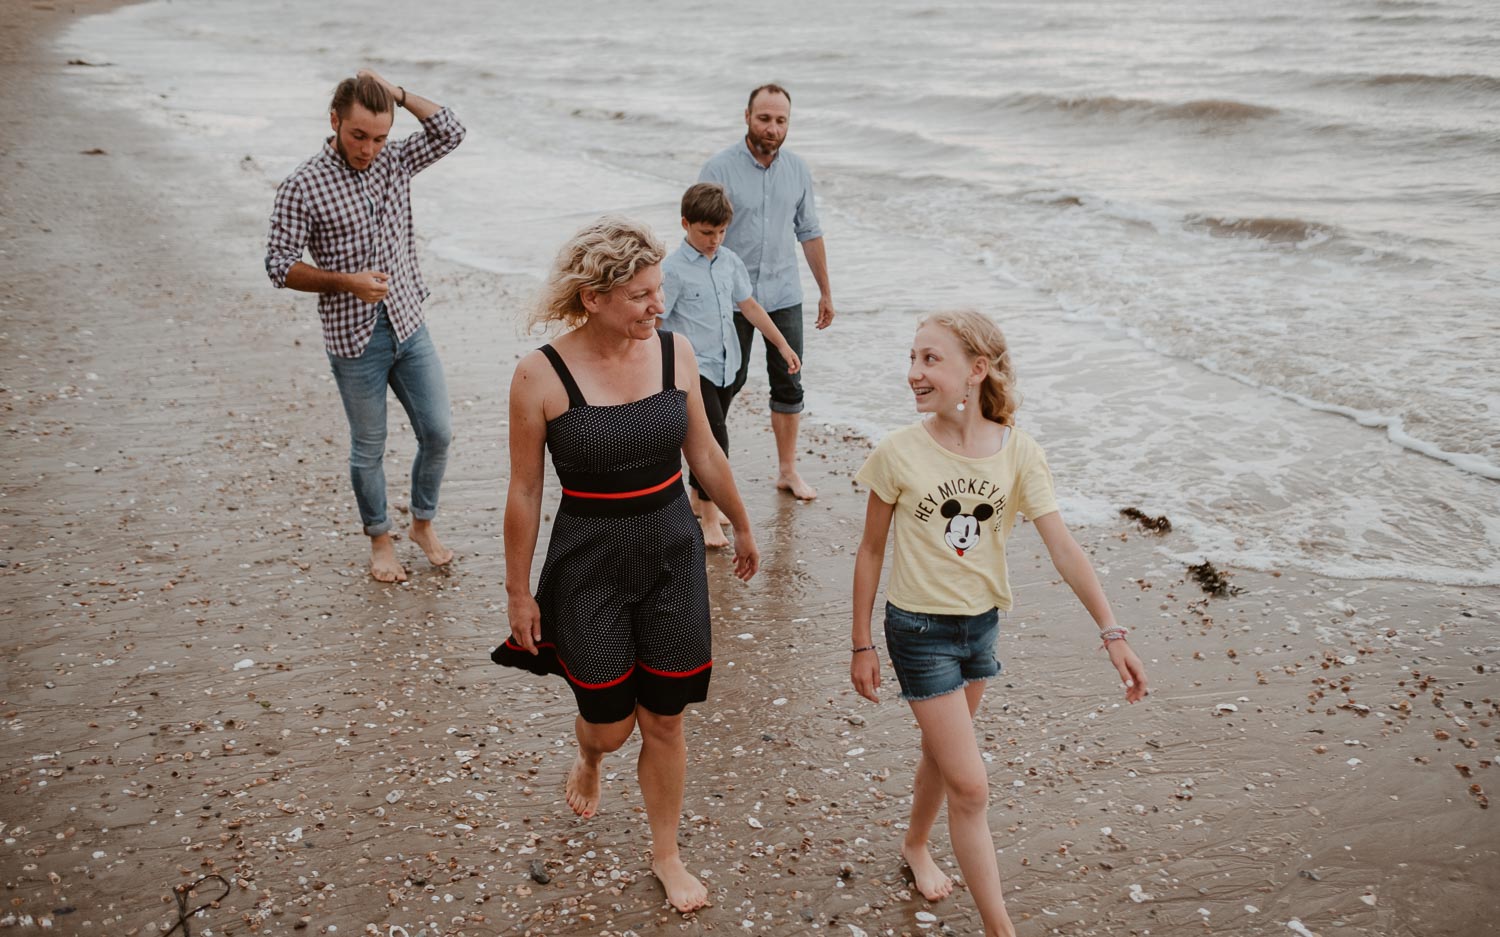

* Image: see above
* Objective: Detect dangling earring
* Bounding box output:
[957,386,969,412]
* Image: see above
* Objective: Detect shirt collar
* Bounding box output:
[676,239,718,265]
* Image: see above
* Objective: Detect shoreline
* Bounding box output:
[2,5,1499,937]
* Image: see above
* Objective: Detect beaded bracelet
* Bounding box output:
[852,645,877,654]
[1098,627,1129,650]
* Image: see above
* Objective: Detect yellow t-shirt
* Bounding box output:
[855,421,1059,615]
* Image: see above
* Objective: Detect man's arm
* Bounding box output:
[358,68,441,121]
[266,176,390,303]
[793,164,834,329]
[285,264,389,304]
[358,68,465,174]
[801,236,835,330]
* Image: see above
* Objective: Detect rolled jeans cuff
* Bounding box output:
[364,519,394,538]
[769,398,805,415]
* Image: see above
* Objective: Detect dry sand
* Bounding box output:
[2,4,1498,935]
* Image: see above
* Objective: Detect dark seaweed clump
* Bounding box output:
[1188,560,1242,597]
[1120,507,1172,534]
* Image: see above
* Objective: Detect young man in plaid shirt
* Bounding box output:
[266,69,465,582]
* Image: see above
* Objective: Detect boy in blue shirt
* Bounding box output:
[661,183,801,548]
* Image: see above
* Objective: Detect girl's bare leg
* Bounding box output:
[903,681,985,900]
[908,683,1016,937]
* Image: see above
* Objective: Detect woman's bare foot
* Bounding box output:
[565,755,601,818]
[775,469,817,501]
[651,855,709,913]
[902,841,955,901]
[369,534,407,583]
[408,519,453,566]
[698,501,729,549]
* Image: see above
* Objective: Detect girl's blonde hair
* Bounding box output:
[920,309,1021,425]
[530,216,666,331]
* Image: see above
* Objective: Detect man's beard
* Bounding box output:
[333,124,367,170]
[748,132,782,159]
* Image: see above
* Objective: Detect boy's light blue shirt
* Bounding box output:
[660,240,753,387]
[697,140,822,312]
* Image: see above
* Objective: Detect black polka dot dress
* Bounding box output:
[492,331,711,723]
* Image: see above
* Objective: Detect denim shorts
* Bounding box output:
[883,602,1003,702]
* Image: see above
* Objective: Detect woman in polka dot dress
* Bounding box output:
[493,216,759,914]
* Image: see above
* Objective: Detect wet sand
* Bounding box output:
[3,5,1499,936]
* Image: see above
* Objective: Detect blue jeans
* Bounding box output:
[883,602,1003,702]
[730,303,804,414]
[327,307,452,536]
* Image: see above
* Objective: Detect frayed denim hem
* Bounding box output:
[899,675,988,704]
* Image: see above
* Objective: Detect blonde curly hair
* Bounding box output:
[530,216,666,332]
[920,309,1021,426]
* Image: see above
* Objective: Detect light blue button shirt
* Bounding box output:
[698,140,822,312]
[660,241,753,387]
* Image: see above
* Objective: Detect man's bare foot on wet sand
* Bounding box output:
[776,469,817,501]
[565,755,601,818]
[408,519,454,566]
[652,854,709,913]
[901,841,955,902]
[370,533,407,583]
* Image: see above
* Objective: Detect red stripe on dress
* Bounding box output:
[561,471,682,500]
[503,639,636,689]
[637,659,713,679]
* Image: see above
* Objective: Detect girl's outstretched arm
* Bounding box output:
[851,492,896,702]
[1033,512,1149,703]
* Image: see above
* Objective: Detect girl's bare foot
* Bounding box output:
[902,842,955,901]
[408,520,453,566]
[565,755,601,818]
[651,855,709,913]
[369,534,407,583]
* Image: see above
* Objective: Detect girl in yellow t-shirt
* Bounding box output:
[851,310,1149,936]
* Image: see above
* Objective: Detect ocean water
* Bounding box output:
[62,0,1500,586]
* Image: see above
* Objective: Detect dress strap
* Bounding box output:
[539,344,587,409]
[658,329,675,392]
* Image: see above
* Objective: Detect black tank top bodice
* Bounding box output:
[540,331,687,515]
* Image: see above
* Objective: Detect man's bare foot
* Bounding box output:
[698,502,729,549]
[565,755,601,818]
[408,520,454,566]
[651,855,709,913]
[370,534,408,583]
[901,842,955,901]
[776,469,818,501]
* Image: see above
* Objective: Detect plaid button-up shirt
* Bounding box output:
[265,107,465,358]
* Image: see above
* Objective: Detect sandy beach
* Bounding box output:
[3,4,1499,936]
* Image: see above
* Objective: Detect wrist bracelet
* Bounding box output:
[852,645,876,654]
[1099,627,1129,650]
[397,86,407,108]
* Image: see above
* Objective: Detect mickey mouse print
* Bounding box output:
[941,499,993,556]
[911,476,1008,559]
